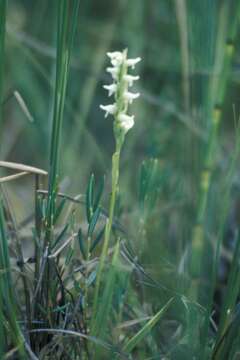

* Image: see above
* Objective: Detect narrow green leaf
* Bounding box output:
[88,206,101,237]
[93,175,105,212]
[52,223,69,249]
[86,174,95,223]
[90,226,105,253]
[123,298,174,352]
[213,304,240,359]
[53,198,66,224]
[65,247,74,266]
[78,228,86,260]
[86,270,96,288]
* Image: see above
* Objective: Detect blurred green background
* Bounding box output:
[2,0,240,321]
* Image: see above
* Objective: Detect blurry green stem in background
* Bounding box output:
[175,0,190,114]
[189,1,240,303]
[0,0,7,141]
[202,118,240,358]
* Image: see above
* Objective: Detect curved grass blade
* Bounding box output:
[123,298,174,353]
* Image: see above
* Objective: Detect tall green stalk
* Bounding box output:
[189,1,240,303]
[41,0,80,335]
[0,0,7,136]
[46,0,80,244]
[175,0,190,114]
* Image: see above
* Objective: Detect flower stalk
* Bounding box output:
[92,49,141,327]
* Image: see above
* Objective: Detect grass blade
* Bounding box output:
[123,298,174,353]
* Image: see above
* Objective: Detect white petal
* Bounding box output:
[103,84,117,96]
[106,67,119,80]
[100,104,116,118]
[111,58,123,67]
[107,52,124,67]
[124,75,140,86]
[124,91,140,104]
[126,57,141,69]
[118,114,135,132]
[107,51,123,59]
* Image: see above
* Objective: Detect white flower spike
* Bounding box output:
[101,49,141,139]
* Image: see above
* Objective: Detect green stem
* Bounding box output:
[91,145,121,330]
[0,0,7,157]
[45,1,69,245]
[45,0,80,245]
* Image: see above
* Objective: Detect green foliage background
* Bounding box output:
[1,0,240,358]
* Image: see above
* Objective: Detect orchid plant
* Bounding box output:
[92,50,141,325]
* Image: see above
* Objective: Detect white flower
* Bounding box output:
[107,52,124,66]
[107,51,123,60]
[124,75,140,86]
[118,114,135,132]
[106,67,119,80]
[100,104,117,118]
[124,91,140,104]
[126,57,141,69]
[103,84,117,96]
[111,57,124,67]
